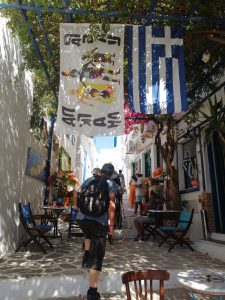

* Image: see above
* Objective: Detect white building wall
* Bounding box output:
[57,132,96,184]
[79,135,96,181]
[0,18,47,256]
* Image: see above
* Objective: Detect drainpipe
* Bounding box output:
[44,114,55,205]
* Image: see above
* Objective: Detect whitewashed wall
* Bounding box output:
[0,18,48,256]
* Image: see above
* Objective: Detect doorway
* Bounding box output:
[144,151,151,177]
[207,133,225,233]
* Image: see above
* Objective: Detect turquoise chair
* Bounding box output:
[159,208,194,252]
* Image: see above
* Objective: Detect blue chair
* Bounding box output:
[15,203,54,254]
[159,208,194,252]
[68,207,84,238]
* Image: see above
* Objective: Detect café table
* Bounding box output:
[178,270,225,300]
[39,206,67,243]
[145,209,181,241]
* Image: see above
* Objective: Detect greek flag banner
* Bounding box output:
[126,25,187,114]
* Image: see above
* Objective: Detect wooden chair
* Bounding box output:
[15,202,54,254]
[159,208,194,252]
[68,207,84,238]
[121,269,170,300]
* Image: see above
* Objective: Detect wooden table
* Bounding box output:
[39,206,67,243]
[178,270,225,300]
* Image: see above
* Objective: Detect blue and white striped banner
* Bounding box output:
[126,25,187,114]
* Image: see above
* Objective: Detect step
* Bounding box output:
[194,239,225,262]
[37,287,192,299]
[211,232,225,243]
[0,269,188,300]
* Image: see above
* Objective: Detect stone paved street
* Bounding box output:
[0,199,225,299]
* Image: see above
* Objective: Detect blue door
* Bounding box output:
[208,133,225,233]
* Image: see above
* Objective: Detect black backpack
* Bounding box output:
[77,175,109,217]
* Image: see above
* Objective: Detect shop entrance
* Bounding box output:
[208,133,225,233]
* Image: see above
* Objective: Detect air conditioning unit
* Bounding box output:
[126,141,135,154]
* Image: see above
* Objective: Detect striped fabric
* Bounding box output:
[126,25,187,114]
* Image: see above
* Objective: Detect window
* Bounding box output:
[182,140,199,190]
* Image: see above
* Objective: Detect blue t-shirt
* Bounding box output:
[76,176,119,226]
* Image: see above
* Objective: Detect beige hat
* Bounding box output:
[92,167,101,176]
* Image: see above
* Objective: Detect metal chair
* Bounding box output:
[122,269,170,300]
[159,208,194,252]
[15,202,54,254]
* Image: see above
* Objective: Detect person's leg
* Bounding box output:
[84,239,91,250]
[134,202,138,215]
[86,221,107,300]
[89,269,100,288]
[134,217,147,240]
[77,220,92,268]
[139,202,143,215]
[82,238,91,268]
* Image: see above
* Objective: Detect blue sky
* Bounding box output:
[94,137,115,153]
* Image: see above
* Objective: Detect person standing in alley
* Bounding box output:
[134,171,144,216]
[129,175,137,208]
[118,169,126,192]
[75,163,116,300]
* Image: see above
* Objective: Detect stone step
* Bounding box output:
[38,287,193,299]
[194,239,225,262]
[0,269,197,300]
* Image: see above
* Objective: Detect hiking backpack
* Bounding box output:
[77,176,109,217]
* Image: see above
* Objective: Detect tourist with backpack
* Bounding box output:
[75,163,117,300]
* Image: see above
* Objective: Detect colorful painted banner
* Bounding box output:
[56,23,125,136]
[126,26,187,114]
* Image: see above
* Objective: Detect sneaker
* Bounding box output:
[82,251,89,268]
[87,292,101,300]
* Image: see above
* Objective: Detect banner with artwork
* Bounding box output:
[56,23,125,136]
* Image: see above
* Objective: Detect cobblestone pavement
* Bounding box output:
[1,199,225,299]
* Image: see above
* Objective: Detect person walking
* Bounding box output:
[75,163,117,300]
[118,169,126,191]
[134,171,144,216]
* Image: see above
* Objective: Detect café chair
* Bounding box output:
[121,269,170,300]
[68,207,85,238]
[15,202,54,254]
[159,208,194,252]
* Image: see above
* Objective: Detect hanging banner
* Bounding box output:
[126,25,187,114]
[56,23,125,137]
